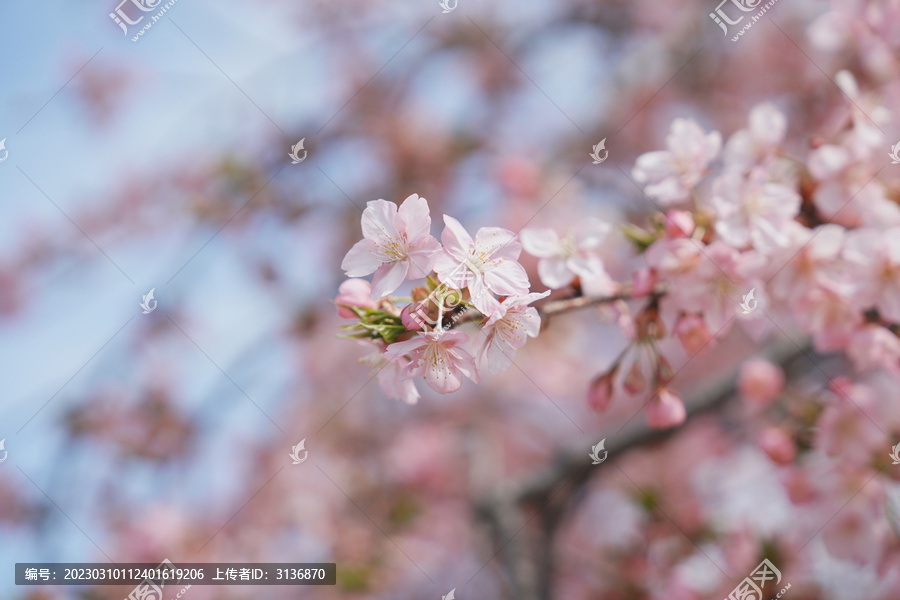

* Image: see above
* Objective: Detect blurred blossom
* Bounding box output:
[738,357,785,409]
[644,388,686,429]
[335,278,377,318]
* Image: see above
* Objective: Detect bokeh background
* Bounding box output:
[2,0,900,598]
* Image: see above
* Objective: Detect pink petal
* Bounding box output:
[371,260,409,298]
[384,335,428,360]
[341,239,381,277]
[397,194,432,244]
[441,215,474,260]
[520,228,561,258]
[423,345,464,393]
[475,227,521,260]
[406,235,441,279]
[483,259,530,296]
[537,257,574,289]
[361,199,400,241]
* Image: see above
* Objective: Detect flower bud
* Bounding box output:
[674,314,712,355]
[645,387,686,429]
[738,357,784,409]
[757,427,796,465]
[623,360,645,395]
[664,210,695,238]
[587,369,616,412]
[335,279,377,318]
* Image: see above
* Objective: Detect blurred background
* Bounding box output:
[1,0,898,598]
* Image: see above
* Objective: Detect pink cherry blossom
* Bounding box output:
[434,215,529,314]
[712,168,801,252]
[632,118,722,205]
[359,342,421,404]
[674,314,712,355]
[757,427,796,465]
[843,227,900,321]
[335,278,377,318]
[474,291,550,374]
[768,223,845,305]
[520,218,611,289]
[385,329,479,394]
[794,281,862,352]
[723,103,787,171]
[644,387,687,429]
[738,357,785,409]
[847,325,900,374]
[341,194,442,298]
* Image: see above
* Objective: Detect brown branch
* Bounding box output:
[473,336,812,600]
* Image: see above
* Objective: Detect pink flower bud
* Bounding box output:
[664,210,695,238]
[738,357,785,409]
[623,360,645,395]
[757,427,796,465]
[644,388,686,429]
[401,301,429,330]
[674,314,712,355]
[631,267,656,297]
[587,370,616,412]
[335,278,377,318]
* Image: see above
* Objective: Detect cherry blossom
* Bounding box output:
[434,215,530,314]
[632,118,722,205]
[359,342,421,404]
[711,168,801,252]
[341,194,442,298]
[474,291,550,374]
[520,218,611,289]
[385,330,479,394]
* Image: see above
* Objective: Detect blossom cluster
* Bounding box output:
[583,72,900,428]
[336,194,548,403]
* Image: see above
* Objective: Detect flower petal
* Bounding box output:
[397,194,432,244]
[341,239,381,277]
[371,260,409,298]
